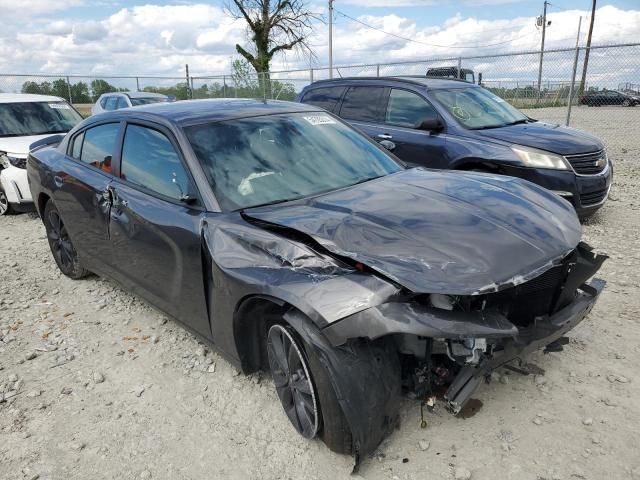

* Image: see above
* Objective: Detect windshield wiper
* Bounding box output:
[349,174,387,187]
[505,118,531,126]
[471,124,507,130]
[244,197,301,210]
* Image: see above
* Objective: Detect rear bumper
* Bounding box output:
[500,163,612,217]
[0,165,32,204]
[445,277,605,412]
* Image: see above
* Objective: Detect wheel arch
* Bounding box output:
[453,158,505,173]
[37,192,51,218]
[233,294,291,374]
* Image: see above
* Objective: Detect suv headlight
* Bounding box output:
[511,145,571,170]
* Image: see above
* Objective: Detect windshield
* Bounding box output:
[0,102,83,137]
[130,97,168,106]
[185,112,402,211]
[431,87,528,129]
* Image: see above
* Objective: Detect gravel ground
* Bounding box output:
[1,106,640,480]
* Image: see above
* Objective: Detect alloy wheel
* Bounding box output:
[267,324,319,438]
[0,190,8,215]
[47,210,76,270]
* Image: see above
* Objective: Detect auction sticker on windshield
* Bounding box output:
[303,115,336,125]
[49,103,71,109]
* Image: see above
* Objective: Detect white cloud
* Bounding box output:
[0,0,82,17]
[0,2,637,93]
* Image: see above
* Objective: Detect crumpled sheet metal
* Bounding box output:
[203,219,399,326]
[244,168,582,296]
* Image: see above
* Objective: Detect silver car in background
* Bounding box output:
[91,91,170,115]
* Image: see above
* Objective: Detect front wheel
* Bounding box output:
[0,187,12,216]
[267,323,352,454]
[43,201,89,279]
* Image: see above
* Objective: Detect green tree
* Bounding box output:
[90,79,122,101]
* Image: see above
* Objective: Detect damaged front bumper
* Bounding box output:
[322,276,605,415]
[444,277,605,413]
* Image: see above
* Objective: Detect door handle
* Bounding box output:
[377,134,393,140]
[54,175,64,187]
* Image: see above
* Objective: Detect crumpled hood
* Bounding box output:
[473,121,604,155]
[245,169,582,295]
[0,134,54,158]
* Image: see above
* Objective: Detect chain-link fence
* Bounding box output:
[189,42,639,147]
[2,43,638,138]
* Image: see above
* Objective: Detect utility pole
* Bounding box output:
[578,0,597,96]
[566,16,582,126]
[536,0,550,103]
[328,0,334,78]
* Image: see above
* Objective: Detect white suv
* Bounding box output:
[91,91,170,115]
[0,93,82,215]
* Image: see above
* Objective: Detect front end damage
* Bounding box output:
[322,242,606,418]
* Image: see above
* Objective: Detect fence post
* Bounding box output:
[223,75,226,98]
[136,77,140,91]
[65,76,73,104]
[457,57,461,80]
[376,64,380,77]
[310,68,314,83]
[185,64,191,99]
[566,17,583,126]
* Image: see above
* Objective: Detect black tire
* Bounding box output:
[43,201,89,279]
[267,323,352,454]
[0,186,13,216]
[623,99,631,107]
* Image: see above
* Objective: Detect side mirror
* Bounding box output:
[415,115,444,132]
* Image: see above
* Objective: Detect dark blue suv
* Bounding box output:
[296,77,612,218]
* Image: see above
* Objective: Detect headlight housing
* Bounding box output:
[511,145,571,170]
[0,152,26,169]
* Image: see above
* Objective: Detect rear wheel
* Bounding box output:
[43,201,89,279]
[0,187,12,216]
[623,99,631,107]
[267,323,352,454]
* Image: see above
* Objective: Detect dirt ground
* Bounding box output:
[1,106,640,480]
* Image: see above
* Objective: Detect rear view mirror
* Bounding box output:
[415,115,444,132]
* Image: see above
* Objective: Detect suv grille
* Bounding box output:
[565,150,607,175]
[580,187,608,206]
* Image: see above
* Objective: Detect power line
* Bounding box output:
[334,9,539,49]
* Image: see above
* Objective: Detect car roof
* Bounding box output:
[99,91,167,99]
[126,91,168,99]
[0,93,66,103]
[88,98,321,125]
[305,76,475,90]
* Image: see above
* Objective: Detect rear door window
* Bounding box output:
[301,87,345,112]
[339,86,386,122]
[385,89,439,128]
[79,123,120,173]
[120,124,192,201]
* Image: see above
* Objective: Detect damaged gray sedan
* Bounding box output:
[27,99,606,458]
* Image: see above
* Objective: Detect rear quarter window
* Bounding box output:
[301,87,345,112]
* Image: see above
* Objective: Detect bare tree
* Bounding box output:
[226,0,316,80]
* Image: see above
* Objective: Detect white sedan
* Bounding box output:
[0,93,82,215]
[91,91,170,115]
